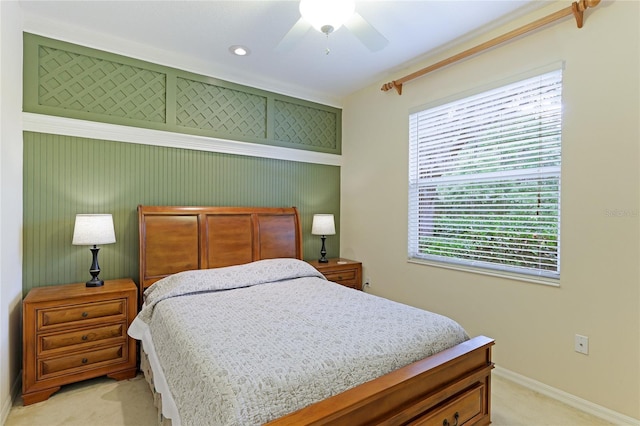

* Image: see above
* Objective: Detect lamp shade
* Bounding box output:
[72,214,116,246]
[311,214,336,236]
[299,0,355,33]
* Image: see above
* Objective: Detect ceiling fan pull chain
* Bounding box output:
[325,33,331,55]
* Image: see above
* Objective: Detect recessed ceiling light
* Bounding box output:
[229,45,250,56]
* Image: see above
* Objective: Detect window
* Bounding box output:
[408,69,562,281]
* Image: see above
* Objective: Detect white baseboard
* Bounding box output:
[0,395,10,426]
[1,372,20,425]
[494,366,640,426]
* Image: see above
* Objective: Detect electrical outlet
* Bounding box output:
[575,334,589,355]
[364,277,371,287]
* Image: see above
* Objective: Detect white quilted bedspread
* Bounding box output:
[128,258,468,426]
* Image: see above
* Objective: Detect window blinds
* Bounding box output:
[408,69,562,279]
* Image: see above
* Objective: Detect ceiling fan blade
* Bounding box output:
[275,17,311,53]
[344,12,389,52]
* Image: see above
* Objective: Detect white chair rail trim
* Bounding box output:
[22,112,343,167]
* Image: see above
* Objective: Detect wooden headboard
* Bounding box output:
[137,205,303,301]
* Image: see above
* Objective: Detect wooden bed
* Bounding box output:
[137,205,494,426]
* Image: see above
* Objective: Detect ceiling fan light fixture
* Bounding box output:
[299,0,355,35]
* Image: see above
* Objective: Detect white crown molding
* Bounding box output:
[22,113,343,167]
[494,366,640,426]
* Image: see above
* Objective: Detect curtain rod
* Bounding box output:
[381,0,601,95]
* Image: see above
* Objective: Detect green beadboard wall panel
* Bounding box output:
[23,132,341,294]
[24,33,342,154]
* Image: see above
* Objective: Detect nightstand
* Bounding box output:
[307,258,363,290]
[22,278,138,405]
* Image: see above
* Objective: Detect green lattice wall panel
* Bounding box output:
[274,99,338,150]
[38,45,166,123]
[24,33,342,154]
[176,77,267,138]
[23,132,341,294]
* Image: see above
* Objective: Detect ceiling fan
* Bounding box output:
[276,0,389,54]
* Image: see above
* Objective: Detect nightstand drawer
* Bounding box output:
[307,258,363,290]
[39,344,126,379]
[38,300,126,330]
[323,269,357,284]
[39,323,126,356]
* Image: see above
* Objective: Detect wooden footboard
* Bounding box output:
[267,335,494,426]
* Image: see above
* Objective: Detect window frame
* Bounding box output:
[407,65,563,286]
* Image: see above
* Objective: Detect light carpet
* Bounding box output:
[5,374,614,426]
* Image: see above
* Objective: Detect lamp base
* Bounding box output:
[86,277,104,287]
[86,246,104,287]
[318,235,328,263]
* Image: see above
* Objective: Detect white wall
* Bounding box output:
[0,1,25,422]
[341,0,639,421]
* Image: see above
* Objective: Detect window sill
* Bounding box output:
[407,258,560,287]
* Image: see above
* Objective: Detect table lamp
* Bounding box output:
[311,214,335,263]
[72,214,116,287]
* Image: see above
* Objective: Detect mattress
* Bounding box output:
[128,258,469,426]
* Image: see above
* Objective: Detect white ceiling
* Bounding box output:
[18,0,546,105]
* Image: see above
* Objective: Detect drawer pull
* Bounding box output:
[442,412,459,426]
[81,335,88,341]
[81,312,89,318]
[81,358,88,364]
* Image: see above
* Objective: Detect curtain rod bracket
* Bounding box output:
[381,81,402,95]
[572,2,584,27]
[573,0,601,28]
